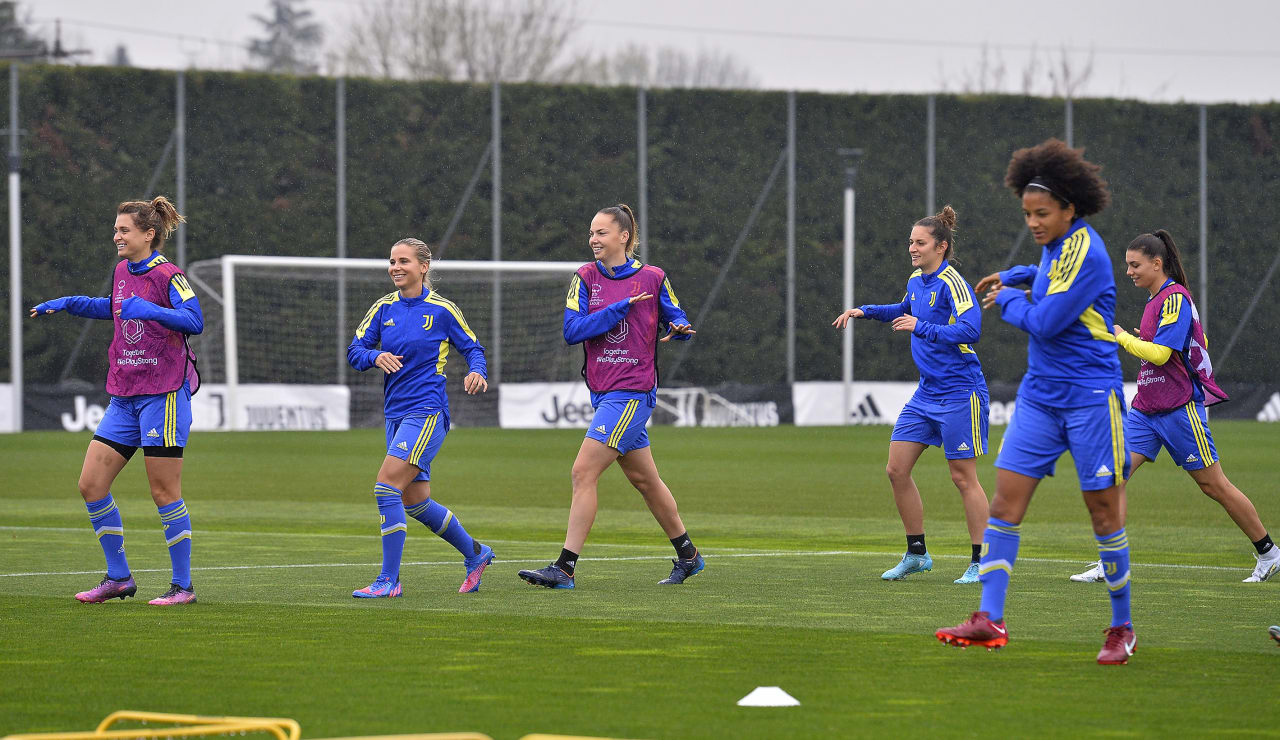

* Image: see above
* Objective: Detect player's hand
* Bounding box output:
[659,322,696,341]
[1113,323,1125,337]
[980,287,1002,310]
[463,372,488,394]
[891,315,918,333]
[832,308,863,329]
[974,272,1003,294]
[628,292,653,304]
[29,307,54,318]
[375,352,404,374]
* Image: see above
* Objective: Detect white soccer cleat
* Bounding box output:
[1243,548,1280,583]
[1070,561,1106,583]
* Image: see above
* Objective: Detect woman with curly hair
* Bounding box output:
[934,140,1136,665]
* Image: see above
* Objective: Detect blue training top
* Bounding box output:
[996,219,1122,407]
[857,259,987,402]
[348,290,488,420]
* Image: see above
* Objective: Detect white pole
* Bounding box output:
[926,94,935,215]
[637,88,648,264]
[491,82,502,385]
[786,91,796,385]
[1199,104,1208,334]
[9,64,21,432]
[176,71,186,269]
[222,256,238,431]
[336,77,347,385]
[842,185,854,425]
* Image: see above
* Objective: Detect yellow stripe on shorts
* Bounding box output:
[969,392,983,456]
[1185,402,1213,464]
[409,413,440,467]
[608,400,639,449]
[1108,390,1125,483]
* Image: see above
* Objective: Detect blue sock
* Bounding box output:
[374,483,407,581]
[978,517,1021,622]
[1097,528,1132,627]
[87,494,129,580]
[157,499,192,589]
[405,498,476,559]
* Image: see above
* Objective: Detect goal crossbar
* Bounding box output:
[217,254,582,429]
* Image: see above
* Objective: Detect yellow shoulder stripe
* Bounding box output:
[426,294,477,341]
[147,254,169,268]
[663,278,681,309]
[1045,227,1090,296]
[1159,293,1182,327]
[909,268,923,278]
[566,274,582,311]
[170,273,196,302]
[940,267,973,314]
[355,292,398,339]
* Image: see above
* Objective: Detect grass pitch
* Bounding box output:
[2,424,1278,738]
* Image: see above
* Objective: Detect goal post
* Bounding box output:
[189,255,582,430]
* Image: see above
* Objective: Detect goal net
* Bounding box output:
[186,255,582,428]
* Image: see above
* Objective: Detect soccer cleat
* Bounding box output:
[75,575,137,603]
[459,543,495,593]
[1097,623,1137,665]
[659,553,705,585]
[953,562,980,584]
[1269,625,1280,645]
[1243,548,1280,582]
[935,611,1009,651]
[352,576,402,599]
[1070,561,1106,582]
[882,552,933,580]
[518,564,575,589]
[148,583,197,605]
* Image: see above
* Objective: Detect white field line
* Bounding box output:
[0,541,1251,578]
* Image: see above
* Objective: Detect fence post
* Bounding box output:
[491,81,502,385]
[638,88,648,264]
[336,77,347,385]
[786,91,796,385]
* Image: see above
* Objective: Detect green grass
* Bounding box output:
[2,424,1279,738]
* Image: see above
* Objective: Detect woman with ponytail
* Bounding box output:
[518,204,701,590]
[833,205,991,585]
[1066,230,1279,584]
[29,196,203,605]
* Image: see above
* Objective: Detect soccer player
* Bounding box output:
[30,197,202,605]
[935,139,1137,665]
[518,204,700,589]
[1065,230,1278,584]
[346,238,494,598]
[833,206,990,584]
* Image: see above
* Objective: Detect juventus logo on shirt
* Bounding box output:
[422,315,433,331]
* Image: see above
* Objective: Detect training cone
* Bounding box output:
[737,686,800,707]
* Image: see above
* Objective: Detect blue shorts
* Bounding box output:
[1127,401,1218,471]
[385,411,449,482]
[995,390,1129,491]
[96,385,192,448]
[891,391,989,459]
[585,398,652,454]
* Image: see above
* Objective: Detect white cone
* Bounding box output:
[737,686,800,707]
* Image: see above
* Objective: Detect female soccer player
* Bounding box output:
[934,139,1137,665]
[1065,230,1278,584]
[30,197,202,605]
[518,204,699,589]
[833,206,990,584]
[347,238,494,598]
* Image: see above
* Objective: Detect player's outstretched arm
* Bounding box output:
[29,296,111,320]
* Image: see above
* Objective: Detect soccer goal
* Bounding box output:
[185,255,582,429]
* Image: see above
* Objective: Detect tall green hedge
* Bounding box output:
[3,64,1277,387]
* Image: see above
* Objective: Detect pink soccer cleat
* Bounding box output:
[148,583,197,605]
[459,544,495,593]
[76,575,137,603]
[353,576,402,598]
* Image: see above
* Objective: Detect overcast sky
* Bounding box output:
[27,0,1280,103]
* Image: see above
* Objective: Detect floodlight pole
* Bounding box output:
[8,63,21,432]
[838,148,863,426]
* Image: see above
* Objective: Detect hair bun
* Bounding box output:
[936,204,957,231]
